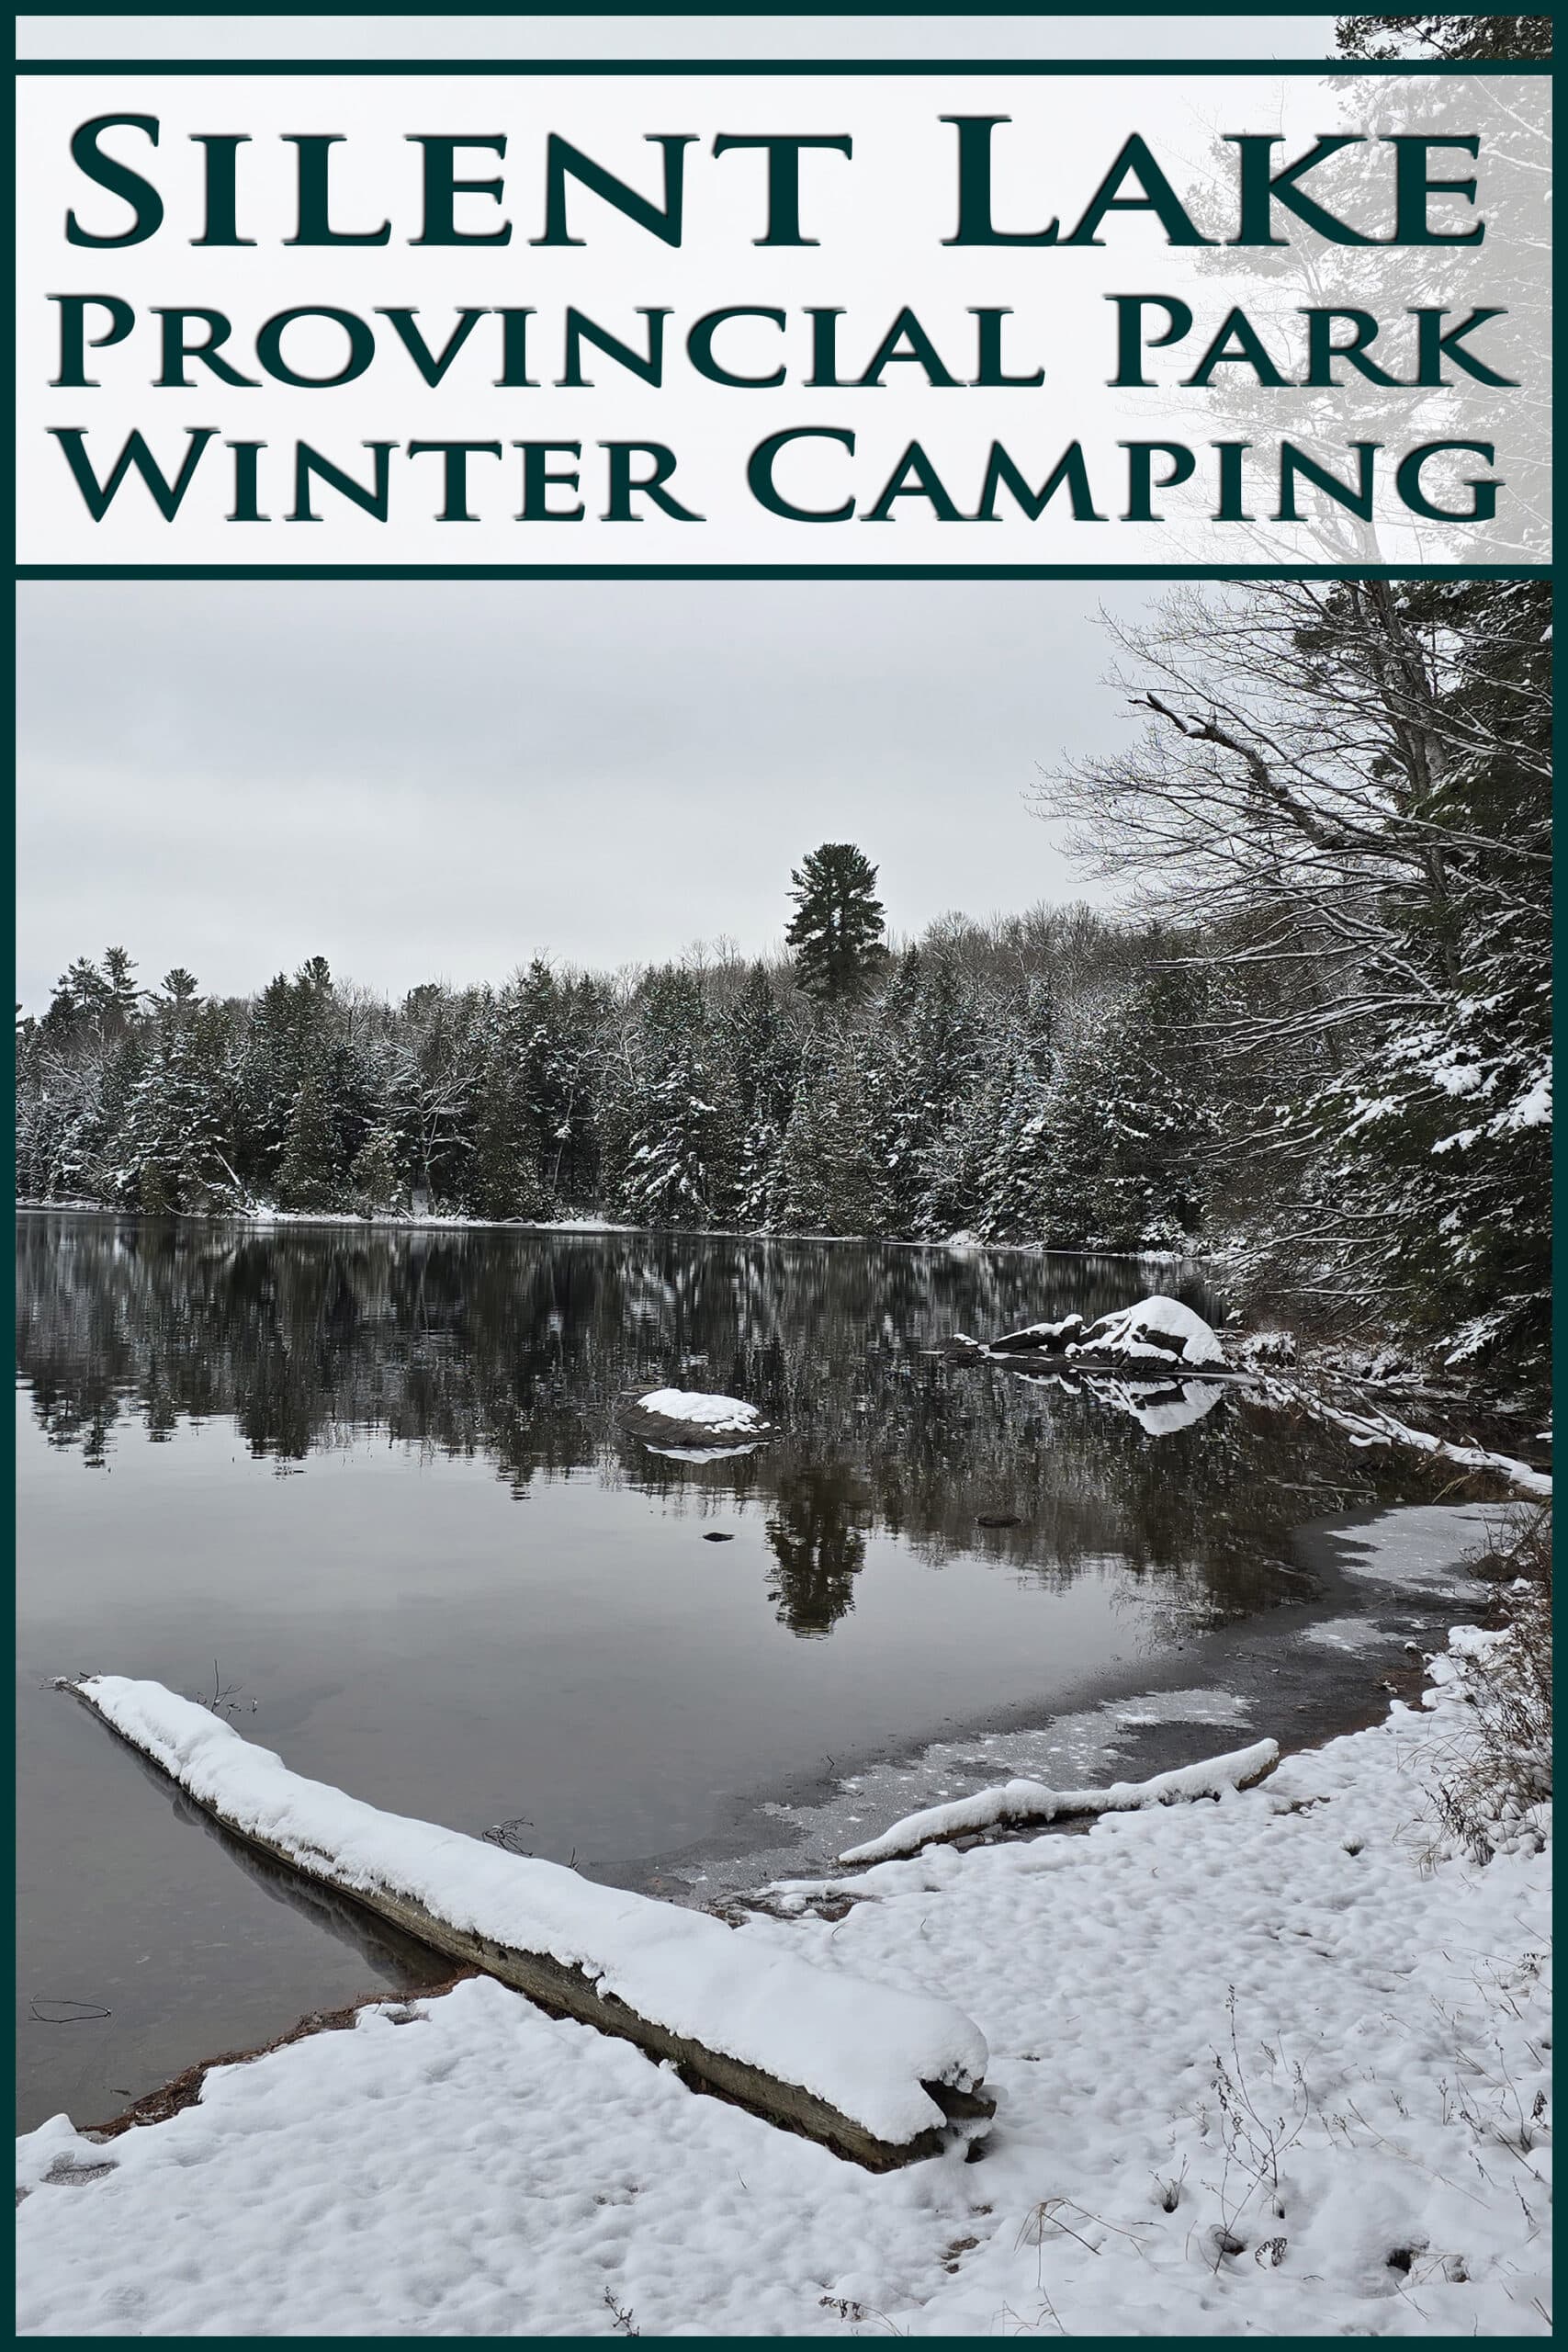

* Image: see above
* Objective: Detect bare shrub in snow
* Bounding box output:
[1429,1510,1551,1863]
[1201,1990,1312,2270]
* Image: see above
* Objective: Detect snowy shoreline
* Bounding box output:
[638,1500,1522,1911]
[12,1198,1204,1264]
[17,1507,1551,2337]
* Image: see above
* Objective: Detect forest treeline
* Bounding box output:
[16,578,1551,1389]
[16,907,1213,1250]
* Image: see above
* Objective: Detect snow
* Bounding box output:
[1506,1071,1552,1130]
[1302,1615,1399,1654]
[836,1739,1280,1867]
[685,1690,1258,1905]
[1239,1328,1298,1367]
[634,1389,766,1434]
[1269,1382,1551,1500]
[988,1311,1085,1351]
[1070,1294,1227,1368]
[1327,1504,1499,1599]
[19,1509,1551,2337]
[232,1207,640,1233]
[67,1678,987,2149]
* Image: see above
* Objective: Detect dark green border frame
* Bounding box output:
[6,10,1559,2298]
[12,46,1554,580]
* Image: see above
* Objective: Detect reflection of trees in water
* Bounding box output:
[17,1215,1427,1634]
[763,1464,871,1636]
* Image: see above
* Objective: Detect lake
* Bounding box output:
[16,1213,1458,2131]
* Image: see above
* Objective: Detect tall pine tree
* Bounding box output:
[784,844,888,1003]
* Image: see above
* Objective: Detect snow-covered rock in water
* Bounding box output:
[1068,1295,1224,1369]
[987,1312,1085,1354]
[637,1390,763,1432]
[619,1389,773,1448]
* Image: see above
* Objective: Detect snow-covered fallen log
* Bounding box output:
[1262,1379,1552,1501]
[67,1678,990,2170]
[838,1738,1280,1867]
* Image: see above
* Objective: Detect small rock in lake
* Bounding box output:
[702,1531,735,1543]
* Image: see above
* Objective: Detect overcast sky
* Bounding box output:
[17,578,1179,1008]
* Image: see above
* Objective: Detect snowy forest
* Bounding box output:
[16,578,1551,1391]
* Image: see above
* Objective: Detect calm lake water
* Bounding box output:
[16,1214,1453,2131]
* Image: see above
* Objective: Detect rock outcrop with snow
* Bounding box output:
[1070,1295,1225,1368]
[984,1296,1224,1372]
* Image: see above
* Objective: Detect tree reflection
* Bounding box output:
[763,1464,871,1636]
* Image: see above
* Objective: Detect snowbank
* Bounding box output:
[68,1679,985,2153]
[21,1605,1551,2337]
[837,1739,1280,1866]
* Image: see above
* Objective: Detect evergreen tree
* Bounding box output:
[1043,966,1215,1250]
[114,1010,237,1213]
[348,1122,405,1215]
[101,946,144,1034]
[616,969,729,1227]
[784,843,888,1003]
[775,1046,880,1234]
[275,1069,341,1209]
[904,956,986,1235]
[514,960,590,1205]
[976,977,1058,1241]
[723,964,799,1228]
[159,967,201,1010]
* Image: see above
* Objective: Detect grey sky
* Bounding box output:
[17,579,1172,1007]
